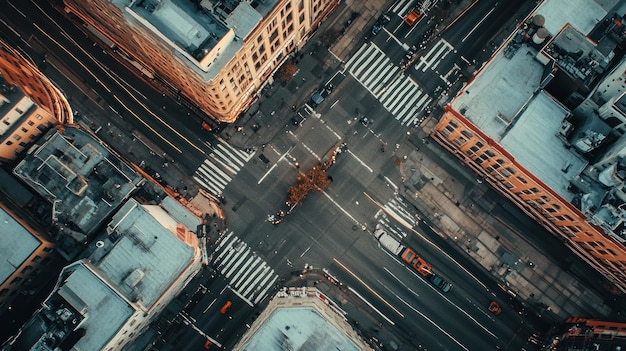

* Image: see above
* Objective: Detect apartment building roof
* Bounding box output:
[12,196,200,350]
[450,0,620,200]
[535,0,614,36]
[92,198,198,309]
[234,287,367,351]
[0,206,40,284]
[13,126,143,255]
[125,0,276,78]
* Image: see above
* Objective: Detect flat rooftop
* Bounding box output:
[123,0,276,79]
[55,263,134,351]
[450,0,617,200]
[235,287,368,351]
[0,205,40,284]
[92,198,198,309]
[533,0,616,36]
[13,126,143,238]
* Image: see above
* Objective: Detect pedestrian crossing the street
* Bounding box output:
[375,198,420,238]
[193,138,255,198]
[389,0,417,17]
[414,39,455,73]
[345,42,431,126]
[211,231,278,306]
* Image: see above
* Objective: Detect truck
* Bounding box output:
[374,228,405,255]
[400,247,433,277]
[374,228,432,277]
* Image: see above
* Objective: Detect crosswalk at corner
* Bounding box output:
[193,137,255,198]
[345,42,431,127]
[210,231,278,306]
[414,39,455,73]
[389,0,418,18]
[375,198,421,238]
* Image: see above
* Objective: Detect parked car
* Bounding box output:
[310,84,334,107]
[372,23,382,35]
[430,273,453,292]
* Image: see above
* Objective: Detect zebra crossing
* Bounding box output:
[375,198,421,238]
[389,0,418,17]
[193,137,255,197]
[414,39,455,73]
[211,231,278,306]
[345,42,431,126]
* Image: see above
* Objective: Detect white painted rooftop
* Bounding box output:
[449,0,616,200]
[239,307,361,351]
[61,263,134,351]
[534,0,614,36]
[500,91,587,198]
[96,198,197,309]
[0,207,40,284]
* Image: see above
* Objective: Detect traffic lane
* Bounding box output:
[328,251,497,351]
[334,226,514,349]
[445,0,530,61]
[442,0,505,46]
[5,0,211,167]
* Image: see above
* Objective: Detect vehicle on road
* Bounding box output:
[404,10,420,26]
[220,301,232,314]
[374,228,404,255]
[201,121,212,132]
[310,84,334,107]
[489,301,502,315]
[429,273,452,292]
[400,248,432,277]
[372,23,382,35]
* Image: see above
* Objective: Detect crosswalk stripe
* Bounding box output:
[196,165,228,188]
[233,256,264,289]
[395,90,422,117]
[385,80,414,112]
[345,44,370,70]
[210,232,277,306]
[214,235,238,263]
[193,176,221,195]
[214,231,234,251]
[359,53,387,82]
[254,275,278,304]
[221,141,253,161]
[391,0,416,17]
[229,254,259,283]
[241,265,271,296]
[347,41,440,127]
[203,161,232,183]
[367,64,393,91]
[209,152,238,173]
[217,144,245,167]
[222,247,250,278]
[194,139,253,196]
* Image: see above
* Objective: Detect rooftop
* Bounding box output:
[0,205,41,284]
[11,196,201,350]
[123,0,276,79]
[13,126,143,254]
[533,0,615,36]
[452,45,587,200]
[92,198,199,309]
[235,287,368,351]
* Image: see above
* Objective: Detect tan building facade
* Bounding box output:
[63,0,338,123]
[432,107,626,292]
[0,45,60,163]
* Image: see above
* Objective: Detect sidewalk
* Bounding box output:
[395,119,613,320]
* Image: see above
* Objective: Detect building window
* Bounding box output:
[461,130,473,138]
[6,141,12,146]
